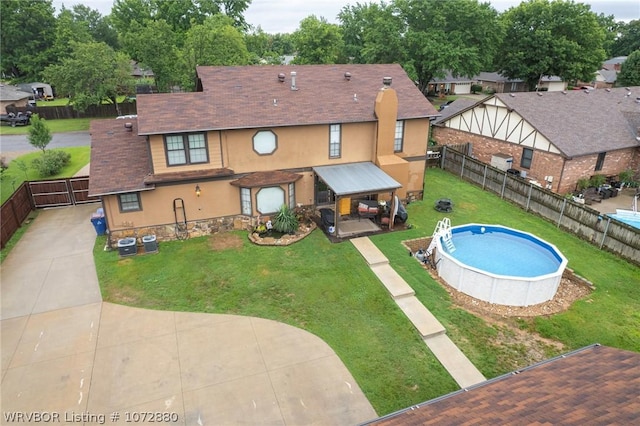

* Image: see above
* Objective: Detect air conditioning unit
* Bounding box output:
[491,153,513,171]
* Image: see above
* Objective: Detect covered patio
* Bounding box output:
[313,162,402,238]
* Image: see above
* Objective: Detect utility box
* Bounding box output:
[142,235,158,253]
[491,153,513,171]
[117,237,137,257]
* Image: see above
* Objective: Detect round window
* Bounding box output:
[253,130,277,155]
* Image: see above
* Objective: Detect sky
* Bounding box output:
[52,0,640,33]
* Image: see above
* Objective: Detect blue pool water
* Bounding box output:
[608,213,640,230]
[444,225,562,277]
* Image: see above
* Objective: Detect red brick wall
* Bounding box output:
[433,127,640,193]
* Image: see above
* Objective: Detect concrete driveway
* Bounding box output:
[1,204,377,425]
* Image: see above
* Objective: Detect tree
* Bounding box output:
[28,115,52,153]
[43,42,134,114]
[395,0,503,95]
[120,19,181,92]
[245,27,282,64]
[611,20,640,57]
[69,4,119,49]
[292,16,344,64]
[339,2,405,64]
[52,7,93,60]
[179,15,250,90]
[0,0,56,80]
[617,50,640,86]
[497,0,606,90]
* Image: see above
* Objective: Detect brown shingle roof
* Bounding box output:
[137,64,438,135]
[230,170,301,187]
[89,119,153,196]
[495,87,640,158]
[365,345,640,425]
[144,168,234,184]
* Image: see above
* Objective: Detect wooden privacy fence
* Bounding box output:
[1,176,99,248]
[439,146,640,266]
[10,102,137,120]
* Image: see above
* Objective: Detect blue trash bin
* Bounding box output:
[90,214,106,236]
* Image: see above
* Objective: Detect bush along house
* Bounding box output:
[88,64,439,243]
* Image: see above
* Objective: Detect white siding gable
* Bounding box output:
[441,96,562,154]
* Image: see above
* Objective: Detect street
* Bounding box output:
[0,131,90,161]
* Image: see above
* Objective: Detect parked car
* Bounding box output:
[0,111,32,127]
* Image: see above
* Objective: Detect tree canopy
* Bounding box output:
[43,42,134,114]
[291,16,344,65]
[617,50,640,86]
[611,20,640,57]
[497,0,606,90]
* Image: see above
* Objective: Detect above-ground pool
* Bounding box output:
[435,224,567,306]
[609,210,640,230]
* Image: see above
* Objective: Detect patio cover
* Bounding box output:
[313,162,401,196]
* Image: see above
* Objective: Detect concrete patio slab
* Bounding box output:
[370,264,415,298]
[1,204,378,425]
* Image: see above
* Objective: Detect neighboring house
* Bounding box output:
[131,61,154,79]
[89,64,439,242]
[537,75,566,92]
[427,72,475,96]
[432,98,477,125]
[592,69,618,88]
[364,344,640,425]
[17,82,54,100]
[602,56,627,71]
[474,71,528,93]
[432,87,640,193]
[0,85,32,111]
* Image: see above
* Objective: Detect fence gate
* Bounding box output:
[28,177,99,208]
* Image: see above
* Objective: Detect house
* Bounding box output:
[427,72,475,96]
[363,344,640,425]
[17,82,54,100]
[431,87,640,193]
[537,75,566,92]
[0,85,32,111]
[602,56,627,72]
[474,71,528,93]
[88,64,439,242]
[592,69,618,88]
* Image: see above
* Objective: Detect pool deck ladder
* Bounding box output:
[428,217,455,254]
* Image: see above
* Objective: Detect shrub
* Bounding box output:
[589,174,606,188]
[273,205,299,234]
[32,149,71,177]
[471,84,483,94]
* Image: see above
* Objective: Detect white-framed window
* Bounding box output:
[394,120,404,152]
[288,183,295,208]
[164,133,208,166]
[253,130,277,155]
[329,124,341,158]
[521,148,533,169]
[256,186,285,214]
[118,193,141,212]
[240,187,252,215]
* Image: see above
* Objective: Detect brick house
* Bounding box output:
[364,344,640,425]
[432,87,640,194]
[88,64,438,242]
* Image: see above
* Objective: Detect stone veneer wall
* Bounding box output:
[107,214,257,247]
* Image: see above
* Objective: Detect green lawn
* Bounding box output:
[94,167,639,415]
[0,118,92,135]
[1,147,90,204]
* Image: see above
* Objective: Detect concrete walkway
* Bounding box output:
[351,237,486,389]
[1,205,376,425]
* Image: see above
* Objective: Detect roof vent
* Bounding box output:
[273,98,278,106]
[583,89,590,94]
[278,73,285,82]
[290,71,298,91]
[124,122,133,131]
[353,93,358,102]
[537,92,543,96]
[509,93,516,97]
[605,88,611,92]
[383,76,392,86]
[344,72,351,81]
[561,90,567,94]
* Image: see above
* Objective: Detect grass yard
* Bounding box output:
[0,147,90,204]
[94,167,640,416]
[0,118,92,135]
